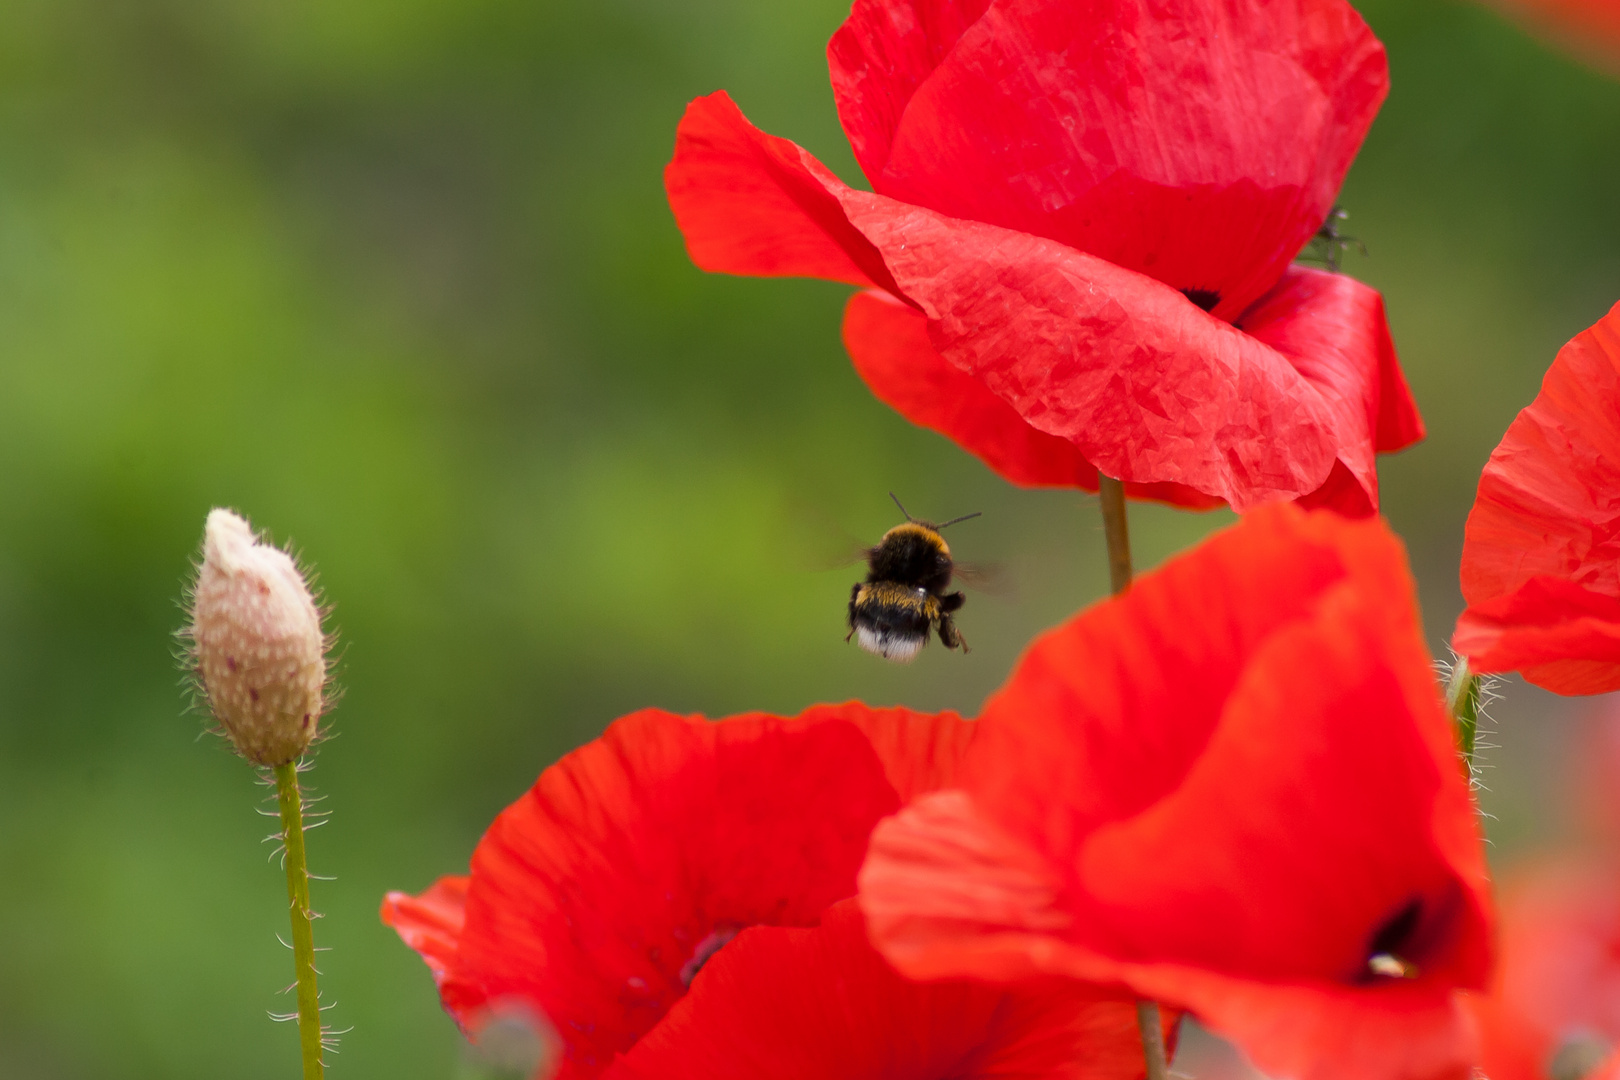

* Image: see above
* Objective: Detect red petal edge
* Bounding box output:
[827,0,994,185]
[664,91,900,293]
[385,703,974,1079]
[1457,301,1620,693]
[1454,576,1620,694]
[844,195,1416,511]
[382,876,470,996]
[668,90,1421,513]
[843,288,1223,507]
[861,504,1491,1080]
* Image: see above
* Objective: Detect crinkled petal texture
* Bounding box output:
[383,704,975,1079]
[604,900,1173,1080]
[829,0,1389,321]
[1456,301,1620,694]
[860,504,1493,1080]
[667,91,1422,513]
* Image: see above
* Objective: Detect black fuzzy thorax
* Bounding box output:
[866,524,953,594]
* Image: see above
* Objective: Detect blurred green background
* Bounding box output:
[0,0,1616,1075]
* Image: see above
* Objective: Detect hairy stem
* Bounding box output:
[274,761,325,1080]
[1098,475,1133,595]
[1445,658,1480,773]
[1100,482,1165,1077]
[1136,1000,1170,1080]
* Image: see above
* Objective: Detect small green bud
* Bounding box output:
[185,509,329,766]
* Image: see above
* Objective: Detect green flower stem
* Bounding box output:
[274,761,325,1080]
[1445,658,1480,771]
[1098,480,1166,1080]
[1098,475,1133,595]
[1136,1002,1170,1080]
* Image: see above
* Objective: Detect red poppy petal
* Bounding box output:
[1465,988,1547,1080]
[1471,858,1620,1080]
[1454,576,1620,694]
[1457,301,1620,691]
[863,504,1492,1080]
[604,899,1157,1080]
[855,0,1388,318]
[382,876,470,991]
[843,197,1416,511]
[862,795,1477,1080]
[1123,975,1477,1080]
[842,288,1224,508]
[827,0,994,185]
[1294,460,1376,517]
[408,705,971,1078]
[1241,266,1421,515]
[666,94,1417,513]
[664,91,901,293]
[860,789,1079,984]
[1242,267,1424,450]
[1461,302,1620,602]
[815,701,977,804]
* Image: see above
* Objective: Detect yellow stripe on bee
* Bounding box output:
[858,581,941,616]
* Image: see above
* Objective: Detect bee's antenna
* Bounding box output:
[889,492,914,522]
[935,511,983,530]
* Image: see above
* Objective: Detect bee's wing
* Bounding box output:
[807,543,875,574]
[777,497,875,573]
[951,561,1014,599]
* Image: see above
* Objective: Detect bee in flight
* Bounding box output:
[847,494,981,663]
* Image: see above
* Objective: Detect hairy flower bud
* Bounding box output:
[185,508,329,766]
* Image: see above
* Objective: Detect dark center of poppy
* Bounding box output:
[1180,288,1220,313]
[1362,898,1423,981]
[678,925,738,986]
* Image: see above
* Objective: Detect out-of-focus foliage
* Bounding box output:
[0,0,1613,1076]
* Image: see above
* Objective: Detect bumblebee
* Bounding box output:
[846,494,980,663]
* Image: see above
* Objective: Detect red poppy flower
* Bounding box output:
[604,899,1175,1080]
[1455,301,1620,694]
[388,702,1136,1078]
[1480,0,1620,74]
[1468,702,1620,1080]
[665,0,1424,513]
[385,874,468,995]
[1468,859,1620,1080]
[859,503,1494,1080]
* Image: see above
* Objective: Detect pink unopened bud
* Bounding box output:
[185,509,330,766]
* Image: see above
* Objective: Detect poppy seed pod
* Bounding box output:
[186,508,329,766]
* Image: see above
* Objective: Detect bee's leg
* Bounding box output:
[939,591,965,614]
[846,582,863,643]
[938,613,968,653]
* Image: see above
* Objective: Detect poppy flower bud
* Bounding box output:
[185,508,329,766]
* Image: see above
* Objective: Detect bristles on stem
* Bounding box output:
[274,761,326,1079]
